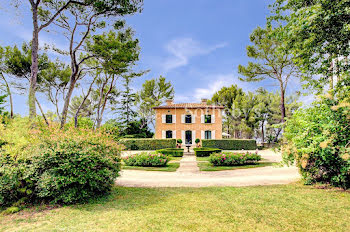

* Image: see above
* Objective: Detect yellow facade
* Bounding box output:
[154,100,223,145]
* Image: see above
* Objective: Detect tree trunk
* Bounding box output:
[261,121,265,143]
[60,76,77,128]
[36,98,49,126]
[279,82,286,123]
[74,80,95,128]
[29,4,39,119]
[0,74,13,118]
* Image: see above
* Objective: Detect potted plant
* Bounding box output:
[176,139,182,148]
[195,138,201,148]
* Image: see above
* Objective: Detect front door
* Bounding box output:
[185,130,192,145]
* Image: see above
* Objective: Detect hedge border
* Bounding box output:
[119,139,176,150]
[202,139,257,150]
[193,147,222,157]
[156,148,184,157]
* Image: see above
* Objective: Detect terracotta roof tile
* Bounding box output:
[153,102,224,109]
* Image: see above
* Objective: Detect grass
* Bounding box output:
[122,162,180,172]
[1,183,349,231]
[197,161,275,171]
[121,156,182,172]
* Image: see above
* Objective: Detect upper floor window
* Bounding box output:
[205,130,212,139]
[166,115,173,123]
[166,130,173,138]
[185,115,192,123]
[204,115,212,123]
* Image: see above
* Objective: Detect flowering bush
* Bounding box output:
[283,100,350,189]
[123,152,170,167]
[209,152,261,166]
[0,118,122,206]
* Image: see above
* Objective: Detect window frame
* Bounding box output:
[205,130,212,139]
[185,114,192,124]
[165,114,173,124]
[166,130,173,139]
[204,115,212,124]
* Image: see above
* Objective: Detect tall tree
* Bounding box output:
[271,0,350,109]
[118,74,137,127]
[238,26,299,123]
[49,2,142,128]
[9,0,142,119]
[86,29,141,128]
[135,76,175,128]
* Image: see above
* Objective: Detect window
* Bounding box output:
[185,130,192,144]
[166,130,173,138]
[205,130,212,139]
[166,115,173,123]
[204,115,212,123]
[185,115,192,123]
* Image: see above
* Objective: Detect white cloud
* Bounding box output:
[162,37,227,72]
[175,73,255,103]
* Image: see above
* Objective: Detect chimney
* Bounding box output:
[201,98,208,104]
[166,99,174,106]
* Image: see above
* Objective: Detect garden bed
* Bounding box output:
[193,147,222,157]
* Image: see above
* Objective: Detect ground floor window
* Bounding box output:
[205,130,212,139]
[185,130,192,144]
[166,130,173,138]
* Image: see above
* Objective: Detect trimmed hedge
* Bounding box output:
[156,148,184,157]
[202,139,257,150]
[194,147,222,157]
[119,139,176,150]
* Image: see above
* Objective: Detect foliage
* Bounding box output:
[135,76,174,128]
[193,147,222,157]
[202,139,257,150]
[0,94,6,115]
[238,26,299,124]
[156,148,184,157]
[123,152,169,167]
[177,139,182,144]
[209,152,262,166]
[120,119,154,138]
[0,118,122,206]
[283,99,350,189]
[195,138,200,144]
[119,138,176,150]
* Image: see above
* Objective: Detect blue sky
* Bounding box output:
[0,0,309,117]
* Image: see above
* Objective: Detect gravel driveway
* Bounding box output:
[116,149,300,187]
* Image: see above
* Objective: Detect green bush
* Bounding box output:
[209,152,261,166]
[194,147,222,157]
[123,152,169,167]
[156,148,184,157]
[284,100,350,189]
[119,138,176,150]
[202,139,257,150]
[0,121,122,206]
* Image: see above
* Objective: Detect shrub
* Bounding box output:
[156,148,184,157]
[283,100,350,189]
[194,147,222,157]
[123,152,169,167]
[209,152,261,166]
[177,139,182,144]
[119,138,176,150]
[0,120,122,206]
[195,138,200,144]
[202,139,257,150]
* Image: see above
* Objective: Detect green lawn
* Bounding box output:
[198,161,275,171]
[122,162,180,172]
[1,184,349,231]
